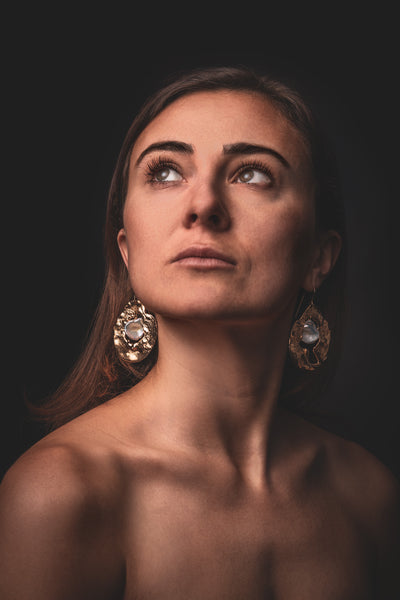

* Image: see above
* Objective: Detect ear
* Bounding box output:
[303,230,342,292]
[117,228,129,269]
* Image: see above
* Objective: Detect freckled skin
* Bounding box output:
[1,91,399,600]
[120,91,318,321]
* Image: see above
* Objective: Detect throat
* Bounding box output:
[156,313,290,397]
[130,315,292,482]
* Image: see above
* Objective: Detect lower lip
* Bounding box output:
[174,257,235,269]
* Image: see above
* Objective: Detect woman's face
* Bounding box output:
[118,90,319,323]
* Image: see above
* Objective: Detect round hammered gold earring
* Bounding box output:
[288,295,331,371]
[114,297,157,363]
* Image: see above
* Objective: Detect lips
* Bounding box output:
[171,245,236,266]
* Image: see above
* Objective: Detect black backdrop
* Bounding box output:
[3,9,399,479]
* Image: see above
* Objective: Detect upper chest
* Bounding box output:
[120,472,376,600]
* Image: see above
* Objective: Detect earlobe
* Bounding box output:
[117,228,129,268]
[303,230,342,291]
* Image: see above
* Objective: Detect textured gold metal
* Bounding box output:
[114,298,157,363]
[288,302,331,371]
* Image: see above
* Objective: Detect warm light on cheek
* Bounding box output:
[124,216,166,258]
[121,199,166,284]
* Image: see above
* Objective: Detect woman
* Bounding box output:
[1,66,399,598]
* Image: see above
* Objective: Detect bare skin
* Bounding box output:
[1,384,399,599]
[1,91,399,599]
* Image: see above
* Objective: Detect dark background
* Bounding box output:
[3,9,399,479]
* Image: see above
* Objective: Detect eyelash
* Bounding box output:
[144,156,275,185]
[145,156,182,184]
[233,160,275,185]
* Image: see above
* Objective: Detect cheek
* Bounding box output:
[121,203,169,296]
[127,221,161,254]
[125,225,158,274]
[251,205,315,286]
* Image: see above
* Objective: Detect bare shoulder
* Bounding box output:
[0,390,166,519]
[290,412,399,506]
[321,425,400,519]
[0,415,126,599]
[305,417,400,597]
[0,417,124,552]
[1,415,123,511]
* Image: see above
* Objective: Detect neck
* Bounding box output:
[130,313,294,486]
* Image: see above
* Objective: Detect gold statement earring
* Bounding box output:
[288,290,331,371]
[114,297,157,363]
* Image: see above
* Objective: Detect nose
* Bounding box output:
[182,180,231,231]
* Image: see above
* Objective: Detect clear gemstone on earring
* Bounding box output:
[125,318,144,342]
[302,319,320,344]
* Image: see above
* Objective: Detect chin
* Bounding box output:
[140,291,228,319]
[145,294,265,323]
[134,281,287,323]
[156,300,233,320]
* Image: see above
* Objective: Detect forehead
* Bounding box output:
[131,90,310,166]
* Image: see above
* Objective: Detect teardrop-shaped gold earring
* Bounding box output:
[114,297,157,363]
[288,293,331,371]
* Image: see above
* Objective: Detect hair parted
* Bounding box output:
[32,65,347,429]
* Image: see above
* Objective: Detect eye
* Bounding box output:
[145,157,184,185]
[152,166,182,183]
[235,167,273,185]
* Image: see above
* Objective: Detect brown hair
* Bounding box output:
[34,66,347,429]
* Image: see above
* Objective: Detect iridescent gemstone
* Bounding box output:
[302,319,319,344]
[125,318,144,342]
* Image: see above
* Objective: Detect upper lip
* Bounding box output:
[171,245,237,265]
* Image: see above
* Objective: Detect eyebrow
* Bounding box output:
[222,142,290,168]
[135,141,194,166]
[135,140,290,169]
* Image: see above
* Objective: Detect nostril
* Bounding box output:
[184,207,229,230]
[209,214,220,226]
